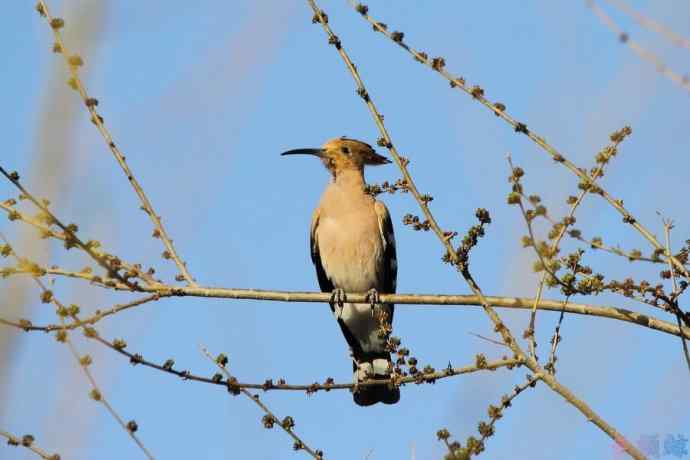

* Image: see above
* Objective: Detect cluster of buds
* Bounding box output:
[364,178,409,196]
[454,209,492,267]
[403,213,431,231]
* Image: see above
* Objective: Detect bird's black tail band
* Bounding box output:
[352,353,400,406]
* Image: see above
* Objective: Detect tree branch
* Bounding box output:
[3,287,685,339]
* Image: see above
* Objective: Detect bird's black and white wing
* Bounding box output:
[374,201,397,295]
[310,207,364,354]
[309,208,334,294]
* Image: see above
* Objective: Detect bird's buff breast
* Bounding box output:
[317,215,384,292]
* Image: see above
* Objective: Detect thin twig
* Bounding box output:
[0,429,59,460]
[93,335,523,392]
[602,0,690,52]
[586,0,690,94]
[28,294,160,332]
[60,322,155,460]
[0,200,157,286]
[34,0,197,286]
[200,346,323,459]
[663,221,690,371]
[545,297,571,374]
[516,129,628,360]
[570,232,664,264]
[468,332,509,348]
[477,375,541,453]
[438,374,539,459]
[0,166,149,289]
[1,264,136,290]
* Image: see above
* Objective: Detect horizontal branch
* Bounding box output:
[149,287,689,340]
[6,286,686,340]
[7,285,684,341]
[93,334,521,392]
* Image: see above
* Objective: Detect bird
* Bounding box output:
[282,137,400,406]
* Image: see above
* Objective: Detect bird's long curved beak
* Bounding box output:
[280,148,324,158]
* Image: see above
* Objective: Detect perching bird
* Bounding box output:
[282,137,399,406]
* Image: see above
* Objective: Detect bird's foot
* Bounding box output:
[366,288,380,317]
[330,288,346,306]
[330,288,346,318]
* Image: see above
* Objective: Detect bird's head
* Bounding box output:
[281,137,390,176]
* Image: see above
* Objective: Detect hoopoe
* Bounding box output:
[282,137,399,406]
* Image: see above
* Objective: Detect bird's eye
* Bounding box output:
[341,147,350,155]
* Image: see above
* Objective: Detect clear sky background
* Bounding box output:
[1,1,689,459]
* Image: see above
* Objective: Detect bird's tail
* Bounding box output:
[352,352,400,406]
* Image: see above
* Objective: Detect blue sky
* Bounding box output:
[1,1,689,459]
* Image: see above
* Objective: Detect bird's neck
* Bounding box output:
[333,168,366,190]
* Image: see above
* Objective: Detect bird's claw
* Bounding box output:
[330,288,346,319]
[330,288,346,306]
[366,288,380,317]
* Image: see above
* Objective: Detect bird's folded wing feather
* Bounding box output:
[374,200,397,295]
[310,208,335,293]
